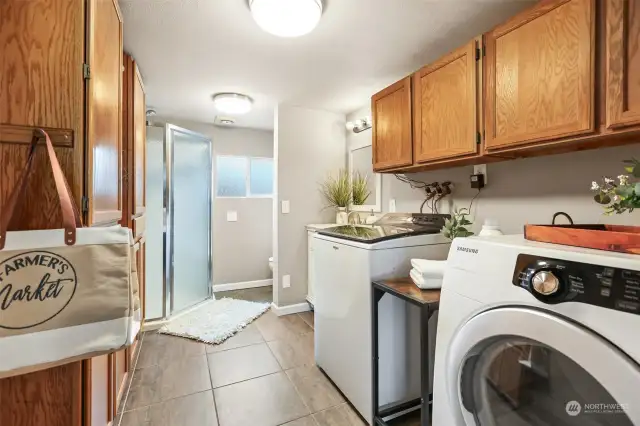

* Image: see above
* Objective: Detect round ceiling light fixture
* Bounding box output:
[249,0,323,38]
[212,93,253,115]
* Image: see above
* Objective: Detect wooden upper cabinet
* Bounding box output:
[413,40,479,163]
[485,0,596,150]
[133,65,146,216]
[606,0,640,129]
[372,77,413,170]
[86,0,123,226]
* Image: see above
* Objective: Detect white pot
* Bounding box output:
[336,208,348,225]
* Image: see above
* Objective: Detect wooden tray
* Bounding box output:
[524,224,640,255]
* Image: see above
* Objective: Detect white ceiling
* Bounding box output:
[120,0,532,131]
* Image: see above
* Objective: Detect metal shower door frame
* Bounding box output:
[164,123,213,317]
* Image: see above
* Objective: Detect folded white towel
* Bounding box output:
[410,268,443,290]
[411,259,446,277]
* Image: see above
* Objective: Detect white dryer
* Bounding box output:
[433,235,640,426]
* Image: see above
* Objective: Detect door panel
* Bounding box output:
[168,126,212,313]
[485,0,596,150]
[414,40,478,162]
[0,1,84,425]
[606,0,640,129]
[113,350,126,415]
[87,0,123,225]
[134,66,146,216]
[372,77,413,170]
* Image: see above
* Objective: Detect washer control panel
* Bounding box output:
[512,254,640,314]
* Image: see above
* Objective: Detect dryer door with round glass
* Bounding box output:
[447,307,640,425]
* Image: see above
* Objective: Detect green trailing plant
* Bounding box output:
[591,158,640,215]
[351,172,371,206]
[441,208,474,240]
[320,169,352,209]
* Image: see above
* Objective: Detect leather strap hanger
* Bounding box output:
[0,129,82,249]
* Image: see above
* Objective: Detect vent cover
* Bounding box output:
[214,116,236,126]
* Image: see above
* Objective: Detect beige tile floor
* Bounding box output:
[117,310,369,426]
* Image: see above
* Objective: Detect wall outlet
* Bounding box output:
[226,211,238,222]
[389,199,397,212]
[282,274,291,288]
[473,164,488,185]
[282,200,290,214]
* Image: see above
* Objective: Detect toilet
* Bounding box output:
[269,256,274,272]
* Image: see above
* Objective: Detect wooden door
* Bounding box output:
[112,350,127,416]
[485,0,596,150]
[86,0,123,226]
[413,40,479,163]
[372,77,413,170]
[0,1,85,425]
[606,0,640,129]
[133,66,146,216]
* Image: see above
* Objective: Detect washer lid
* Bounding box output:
[446,307,640,425]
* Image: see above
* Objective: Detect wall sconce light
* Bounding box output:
[346,115,372,133]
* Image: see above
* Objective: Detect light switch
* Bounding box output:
[282,200,290,214]
[389,199,397,213]
[227,211,238,222]
[282,274,291,288]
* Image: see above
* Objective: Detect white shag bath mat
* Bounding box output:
[158,298,270,344]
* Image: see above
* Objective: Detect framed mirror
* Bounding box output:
[348,140,382,212]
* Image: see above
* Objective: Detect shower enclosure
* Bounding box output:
[145,123,213,320]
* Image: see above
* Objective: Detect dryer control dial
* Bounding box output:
[531,271,560,296]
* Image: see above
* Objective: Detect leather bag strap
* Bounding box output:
[0,129,81,249]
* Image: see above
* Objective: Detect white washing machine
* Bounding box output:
[433,235,640,426]
[314,219,450,424]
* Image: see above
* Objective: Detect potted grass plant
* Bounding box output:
[351,172,371,207]
[321,169,352,224]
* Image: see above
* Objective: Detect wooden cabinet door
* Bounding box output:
[112,349,127,416]
[0,1,84,425]
[606,0,640,129]
[86,0,123,226]
[485,0,596,150]
[413,40,479,163]
[133,65,146,216]
[372,77,413,170]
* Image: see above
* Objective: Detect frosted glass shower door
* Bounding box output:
[167,125,212,314]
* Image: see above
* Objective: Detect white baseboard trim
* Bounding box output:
[213,279,273,293]
[142,319,169,331]
[271,302,311,316]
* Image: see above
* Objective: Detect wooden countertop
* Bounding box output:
[373,277,440,306]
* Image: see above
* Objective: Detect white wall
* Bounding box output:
[274,105,346,307]
[347,106,640,233]
[154,117,274,286]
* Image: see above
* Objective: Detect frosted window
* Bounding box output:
[250,158,274,196]
[217,156,247,197]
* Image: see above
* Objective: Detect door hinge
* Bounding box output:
[475,47,481,61]
[476,132,482,145]
[482,44,486,57]
[83,63,91,79]
[81,196,89,213]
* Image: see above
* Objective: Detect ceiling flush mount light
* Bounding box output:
[250,0,323,38]
[212,93,253,115]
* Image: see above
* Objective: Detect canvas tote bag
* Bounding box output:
[0,129,141,378]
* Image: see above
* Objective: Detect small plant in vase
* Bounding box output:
[591,158,640,215]
[320,169,352,224]
[351,172,371,206]
[441,208,474,240]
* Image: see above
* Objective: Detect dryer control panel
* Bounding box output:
[512,254,640,315]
